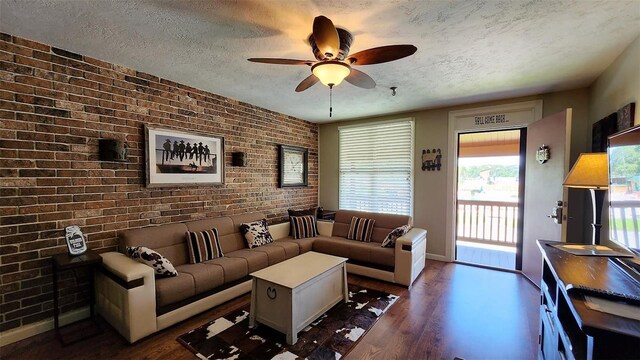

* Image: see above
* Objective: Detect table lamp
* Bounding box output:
[562,153,608,244]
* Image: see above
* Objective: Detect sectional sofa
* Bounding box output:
[95,210,427,343]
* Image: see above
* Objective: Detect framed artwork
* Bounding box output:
[617,102,635,131]
[591,113,617,152]
[145,125,224,187]
[278,145,308,188]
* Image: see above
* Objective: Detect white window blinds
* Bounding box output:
[339,120,414,216]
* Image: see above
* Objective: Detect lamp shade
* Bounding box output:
[563,153,608,189]
[312,61,351,87]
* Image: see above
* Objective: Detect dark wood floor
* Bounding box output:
[1,261,541,360]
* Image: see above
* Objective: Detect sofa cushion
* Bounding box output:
[186,228,224,263]
[381,225,411,248]
[203,257,249,283]
[155,273,195,308]
[121,222,189,266]
[175,263,224,295]
[290,215,319,239]
[334,210,412,243]
[246,243,287,265]
[185,217,243,254]
[278,237,315,254]
[346,239,395,268]
[126,246,178,277]
[240,219,274,249]
[269,240,301,259]
[347,216,375,242]
[312,237,350,258]
[225,249,269,273]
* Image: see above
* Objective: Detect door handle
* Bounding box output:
[547,200,563,224]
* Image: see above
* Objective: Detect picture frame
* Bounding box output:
[145,125,224,187]
[278,145,308,188]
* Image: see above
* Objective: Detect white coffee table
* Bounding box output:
[248,251,348,345]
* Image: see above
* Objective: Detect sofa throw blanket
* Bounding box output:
[240,219,274,248]
[347,216,376,242]
[126,246,177,277]
[290,215,319,239]
[186,228,224,263]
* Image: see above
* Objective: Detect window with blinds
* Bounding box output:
[338,120,414,216]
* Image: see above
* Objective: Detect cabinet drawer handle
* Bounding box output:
[267,286,277,300]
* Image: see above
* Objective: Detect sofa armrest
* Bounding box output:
[95,252,157,343]
[394,228,427,287]
[317,220,334,237]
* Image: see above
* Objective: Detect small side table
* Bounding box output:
[318,210,336,221]
[51,250,103,346]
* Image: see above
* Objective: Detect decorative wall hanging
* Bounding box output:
[536,145,550,164]
[145,125,224,187]
[65,225,87,256]
[99,139,128,162]
[279,145,308,188]
[617,102,635,131]
[422,148,442,171]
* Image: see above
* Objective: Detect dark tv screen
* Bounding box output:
[607,124,640,254]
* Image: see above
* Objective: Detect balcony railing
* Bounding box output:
[457,199,518,247]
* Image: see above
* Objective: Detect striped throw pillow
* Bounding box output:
[347,216,376,242]
[186,228,224,264]
[290,215,319,239]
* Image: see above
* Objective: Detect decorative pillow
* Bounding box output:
[347,216,376,242]
[287,208,318,236]
[186,228,224,264]
[126,246,177,277]
[381,225,412,248]
[240,219,274,249]
[290,215,319,239]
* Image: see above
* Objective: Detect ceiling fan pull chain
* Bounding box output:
[329,84,333,117]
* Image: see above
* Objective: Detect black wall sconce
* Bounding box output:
[99,139,128,162]
[232,152,247,167]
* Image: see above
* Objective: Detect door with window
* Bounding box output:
[455,129,525,270]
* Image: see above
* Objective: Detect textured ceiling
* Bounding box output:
[1,0,639,123]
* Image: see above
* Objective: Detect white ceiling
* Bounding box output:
[1,0,639,123]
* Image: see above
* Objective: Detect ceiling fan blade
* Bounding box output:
[345,68,376,89]
[312,16,340,58]
[347,45,417,65]
[248,58,313,65]
[295,74,319,92]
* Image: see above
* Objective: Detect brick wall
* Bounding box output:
[0,33,318,333]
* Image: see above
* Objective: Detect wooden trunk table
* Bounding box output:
[248,251,348,345]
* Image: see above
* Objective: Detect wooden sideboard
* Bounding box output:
[537,240,640,359]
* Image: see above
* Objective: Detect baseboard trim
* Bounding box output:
[426,253,448,262]
[0,306,89,347]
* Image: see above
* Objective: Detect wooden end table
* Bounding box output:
[51,250,103,346]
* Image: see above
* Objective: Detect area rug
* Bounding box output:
[177,285,399,359]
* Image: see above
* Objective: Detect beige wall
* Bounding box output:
[589,35,640,126]
[320,89,590,257]
[589,35,640,247]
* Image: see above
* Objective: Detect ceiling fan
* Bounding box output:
[248,16,417,94]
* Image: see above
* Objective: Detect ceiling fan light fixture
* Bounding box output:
[312,61,351,87]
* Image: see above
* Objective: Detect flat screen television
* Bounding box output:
[607,124,640,283]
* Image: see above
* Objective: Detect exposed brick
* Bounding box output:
[0,33,318,331]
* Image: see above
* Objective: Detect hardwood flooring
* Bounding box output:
[0,260,540,360]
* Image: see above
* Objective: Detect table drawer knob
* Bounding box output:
[267,286,277,300]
